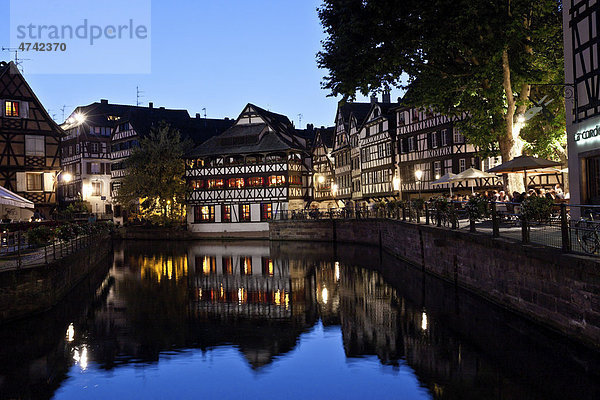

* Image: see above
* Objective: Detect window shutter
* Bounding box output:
[100,163,105,174]
[427,133,433,149]
[43,173,54,192]
[87,162,92,174]
[0,100,3,117]
[21,101,29,119]
[16,172,26,192]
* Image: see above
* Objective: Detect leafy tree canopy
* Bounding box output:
[317,0,565,190]
[116,122,190,221]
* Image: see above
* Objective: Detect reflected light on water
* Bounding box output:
[322,287,329,304]
[421,311,428,331]
[139,255,188,282]
[275,290,281,305]
[335,262,340,281]
[66,323,75,342]
[73,346,88,371]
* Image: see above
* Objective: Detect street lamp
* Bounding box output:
[61,172,73,183]
[317,175,325,184]
[393,176,401,200]
[415,169,423,199]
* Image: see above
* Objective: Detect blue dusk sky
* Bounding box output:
[0,0,401,127]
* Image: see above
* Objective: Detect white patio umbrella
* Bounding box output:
[431,172,457,195]
[449,168,499,194]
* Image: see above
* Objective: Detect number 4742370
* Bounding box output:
[18,43,67,52]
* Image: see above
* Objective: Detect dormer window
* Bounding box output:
[5,101,19,117]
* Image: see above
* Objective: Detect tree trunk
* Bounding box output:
[500,49,525,194]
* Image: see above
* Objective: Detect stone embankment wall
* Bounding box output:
[0,238,112,322]
[270,219,600,349]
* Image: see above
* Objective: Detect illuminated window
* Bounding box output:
[262,257,274,276]
[240,204,251,221]
[4,101,19,117]
[207,179,224,189]
[261,203,272,221]
[25,135,45,156]
[289,175,302,185]
[222,204,231,222]
[92,182,102,196]
[227,178,245,188]
[192,180,204,190]
[240,256,252,275]
[194,205,215,223]
[26,173,43,191]
[267,175,285,186]
[247,177,264,187]
[222,257,233,274]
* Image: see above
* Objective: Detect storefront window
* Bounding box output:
[240,204,251,221]
[194,205,215,223]
[261,203,272,221]
[222,205,232,222]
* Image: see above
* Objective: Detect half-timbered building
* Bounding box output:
[0,61,62,216]
[311,126,336,208]
[59,99,125,216]
[395,106,499,198]
[184,104,312,236]
[358,97,399,202]
[564,0,600,210]
[331,102,371,205]
[109,104,233,223]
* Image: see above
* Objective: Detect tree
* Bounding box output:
[116,122,190,222]
[317,0,564,192]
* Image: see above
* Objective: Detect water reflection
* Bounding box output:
[0,240,599,399]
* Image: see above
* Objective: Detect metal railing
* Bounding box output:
[271,202,600,257]
[0,225,111,271]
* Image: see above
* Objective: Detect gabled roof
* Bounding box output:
[337,102,372,131]
[186,104,309,158]
[0,61,64,137]
[313,126,335,150]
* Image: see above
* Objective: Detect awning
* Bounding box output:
[0,186,35,209]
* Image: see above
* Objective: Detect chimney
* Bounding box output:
[370,94,377,104]
[196,113,201,119]
[100,99,108,104]
[382,91,391,103]
[159,106,165,110]
[149,102,153,108]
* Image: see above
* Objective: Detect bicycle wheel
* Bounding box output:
[576,220,599,254]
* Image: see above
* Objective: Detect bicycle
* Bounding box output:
[575,208,600,254]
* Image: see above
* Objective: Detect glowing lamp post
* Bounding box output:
[393,176,401,200]
[415,169,423,199]
[61,172,73,183]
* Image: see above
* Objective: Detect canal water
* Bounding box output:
[0,240,599,400]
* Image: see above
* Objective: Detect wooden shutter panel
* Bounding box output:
[100,163,105,174]
[87,162,92,174]
[21,101,29,119]
[43,173,54,192]
[16,172,26,192]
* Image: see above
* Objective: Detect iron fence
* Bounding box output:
[272,201,600,257]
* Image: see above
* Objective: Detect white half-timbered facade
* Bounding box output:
[332,102,371,204]
[564,0,600,208]
[395,107,499,197]
[185,104,312,236]
[311,127,336,208]
[359,101,398,201]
